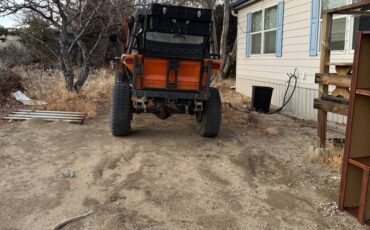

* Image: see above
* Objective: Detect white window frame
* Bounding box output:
[318,0,362,55]
[349,13,368,54]
[250,4,278,56]
[318,0,350,55]
[250,10,263,55]
[348,15,356,54]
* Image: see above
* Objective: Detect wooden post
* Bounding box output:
[318,13,333,148]
[358,169,370,224]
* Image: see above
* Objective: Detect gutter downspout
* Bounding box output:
[231,9,238,17]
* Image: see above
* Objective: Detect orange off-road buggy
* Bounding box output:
[111,4,221,137]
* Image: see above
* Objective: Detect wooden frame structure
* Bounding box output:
[339,31,370,225]
[315,0,370,148]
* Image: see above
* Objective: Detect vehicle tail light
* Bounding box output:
[125,57,134,64]
[212,62,221,70]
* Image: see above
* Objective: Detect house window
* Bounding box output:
[352,9,370,49]
[321,0,347,51]
[330,18,346,50]
[319,0,370,52]
[312,0,370,54]
[251,11,262,54]
[251,5,277,54]
[264,6,277,53]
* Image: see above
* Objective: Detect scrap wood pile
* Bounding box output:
[3,110,86,124]
[0,68,87,124]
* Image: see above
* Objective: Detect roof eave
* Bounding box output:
[231,0,260,12]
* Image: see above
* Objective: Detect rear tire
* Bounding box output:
[112,82,132,136]
[115,68,131,83]
[198,87,221,137]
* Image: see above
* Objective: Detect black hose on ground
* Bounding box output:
[268,68,298,114]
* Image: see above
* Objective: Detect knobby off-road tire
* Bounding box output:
[198,87,222,138]
[112,82,132,136]
[115,68,131,83]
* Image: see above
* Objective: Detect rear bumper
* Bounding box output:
[134,89,209,100]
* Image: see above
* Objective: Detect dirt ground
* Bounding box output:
[0,94,365,229]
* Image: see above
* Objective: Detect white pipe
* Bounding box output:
[231,9,238,17]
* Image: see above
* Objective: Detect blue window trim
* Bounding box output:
[276,1,284,57]
[309,0,320,56]
[246,12,252,57]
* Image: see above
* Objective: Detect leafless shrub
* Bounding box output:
[23,68,114,118]
[0,43,34,68]
[0,68,25,104]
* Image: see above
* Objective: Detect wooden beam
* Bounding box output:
[317,13,333,148]
[358,169,369,224]
[325,1,370,14]
[356,89,370,96]
[12,112,85,117]
[327,62,353,66]
[321,96,349,105]
[320,13,332,78]
[315,73,351,87]
[17,109,85,115]
[2,109,86,124]
[339,11,370,16]
[314,98,349,116]
[349,158,370,171]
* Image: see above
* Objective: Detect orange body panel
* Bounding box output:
[123,55,220,91]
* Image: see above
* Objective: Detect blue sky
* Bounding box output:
[0,15,20,27]
[0,0,21,27]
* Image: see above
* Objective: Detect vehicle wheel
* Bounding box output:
[115,69,131,83]
[112,82,132,136]
[198,87,221,138]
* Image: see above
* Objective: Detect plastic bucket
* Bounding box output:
[251,86,274,113]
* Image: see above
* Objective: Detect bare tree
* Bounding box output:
[0,0,119,92]
[68,0,112,91]
[221,38,236,77]
[218,0,230,79]
[216,0,237,79]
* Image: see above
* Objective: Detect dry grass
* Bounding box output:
[309,142,343,172]
[19,68,114,118]
[324,144,343,172]
[213,79,252,127]
[214,78,250,108]
[213,79,275,134]
[16,71,246,121]
[216,79,344,171]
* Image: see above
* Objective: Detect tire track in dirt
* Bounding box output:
[0,113,365,229]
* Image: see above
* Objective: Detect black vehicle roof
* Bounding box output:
[131,3,211,19]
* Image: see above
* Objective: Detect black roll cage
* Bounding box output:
[122,4,219,101]
[125,5,219,60]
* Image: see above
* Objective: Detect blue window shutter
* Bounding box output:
[309,0,320,56]
[276,1,284,57]
[246,13,252,57]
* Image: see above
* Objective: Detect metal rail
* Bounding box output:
[2,110,86,124]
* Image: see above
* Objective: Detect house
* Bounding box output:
[231,0,370,123]
[0,35,22,49]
